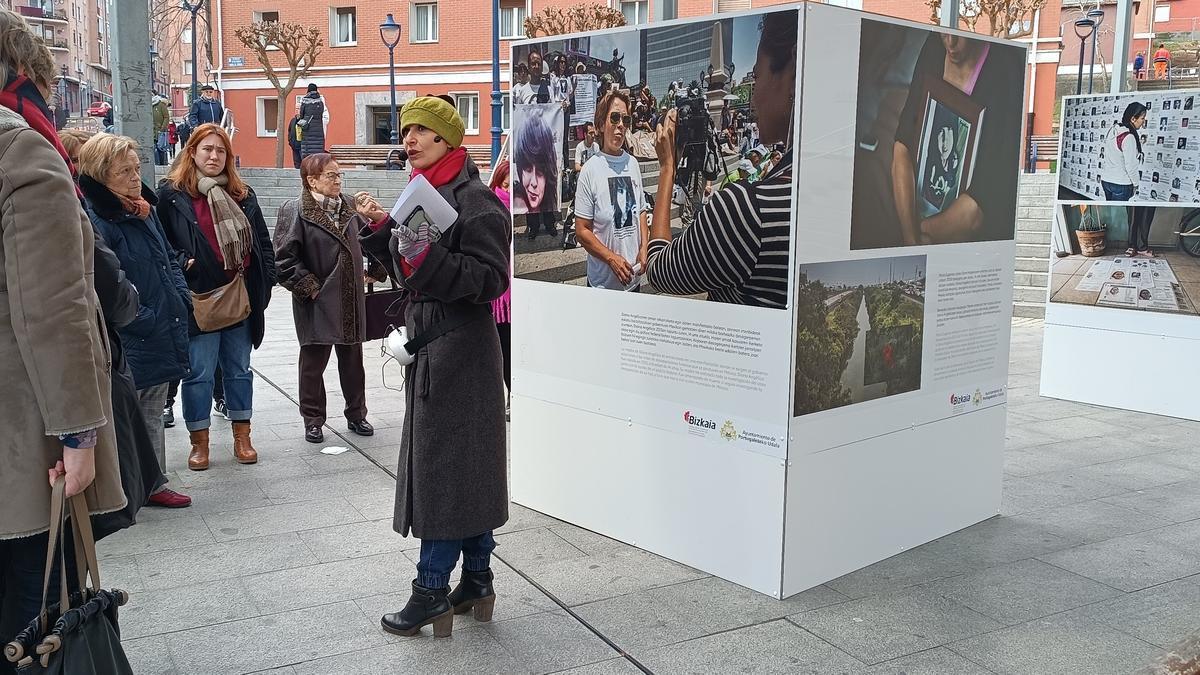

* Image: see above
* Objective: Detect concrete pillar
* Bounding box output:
[1111,0,1134,93]
[110,1,155,185]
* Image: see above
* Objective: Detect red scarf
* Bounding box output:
[0,75,82,198]
[412,147,467,188]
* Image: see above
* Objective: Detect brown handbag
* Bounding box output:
[191,271,251,332]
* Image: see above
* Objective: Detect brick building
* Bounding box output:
[208,0,1199,168]
[10,0,112,121]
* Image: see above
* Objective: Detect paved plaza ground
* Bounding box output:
[99,294,1200,674]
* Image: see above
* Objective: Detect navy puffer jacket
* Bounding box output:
[80,175,191,389]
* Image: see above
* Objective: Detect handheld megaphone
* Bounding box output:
[384,326,416,365]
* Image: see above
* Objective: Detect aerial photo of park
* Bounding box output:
[793,255,927,417]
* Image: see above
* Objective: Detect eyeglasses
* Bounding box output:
[608,112,632,127]
[321,172,344,181]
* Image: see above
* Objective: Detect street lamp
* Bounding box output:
[149,43,158,91]
[1087,8,1104,94]
[379,13,402,145]
[489,0,501,165]
[181,0,203,104]
[1073,17,1097,96]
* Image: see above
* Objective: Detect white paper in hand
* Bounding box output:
[388,174,459,240]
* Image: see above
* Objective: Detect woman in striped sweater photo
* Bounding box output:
[646,9,798,309]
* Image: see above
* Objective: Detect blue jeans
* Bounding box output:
[416,532,496,589]
[183,321,253,431]
[1102,181,1134,201]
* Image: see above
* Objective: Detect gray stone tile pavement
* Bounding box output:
[98,298,1198,673]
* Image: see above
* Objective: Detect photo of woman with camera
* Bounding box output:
[574,90,649,291]
[646,9,797,308]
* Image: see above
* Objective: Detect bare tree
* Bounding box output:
[524,3,626,38]
[234,21,322,168]
[925,0,1045,38]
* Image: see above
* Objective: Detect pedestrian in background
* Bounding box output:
[0,11,125,664]
[298,83,329,159]
[153,94,170,165]
[287,113,303,168]
[355,96,510,639]
[273,153,376,444]
[1133,51,1146,80]
[78,132,193,508]
[488,160,513,418]
[157,123,276,471]
[188,84,225,128]
[57,127,90,167]
[1154,43,1171,80]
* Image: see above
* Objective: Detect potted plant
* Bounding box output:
[1076,208,1106,256]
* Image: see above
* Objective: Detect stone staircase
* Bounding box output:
[154,166,417,234]
[1013,172,1055,319]
[154,166,1057,318]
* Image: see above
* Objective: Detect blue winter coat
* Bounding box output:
[188,97,225,127]
[80,176,191,389]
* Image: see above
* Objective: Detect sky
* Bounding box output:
[730,15,763,79]
[590,30,641,80]
[801,256,926,288]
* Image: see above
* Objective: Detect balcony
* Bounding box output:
[17,6,69,24]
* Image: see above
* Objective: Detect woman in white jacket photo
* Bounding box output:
[1099,102,1147,202]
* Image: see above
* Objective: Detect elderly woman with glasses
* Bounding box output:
[273,154,379,444]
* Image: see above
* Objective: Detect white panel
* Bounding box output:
[510,394,787,596]
[782,405,1004,596]
[1041,322,1200,421]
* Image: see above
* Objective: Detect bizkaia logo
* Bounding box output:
[949,392,973,406]
[683,410,717,430]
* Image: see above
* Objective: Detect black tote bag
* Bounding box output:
[3,480,133,675]
[364,280,408,342]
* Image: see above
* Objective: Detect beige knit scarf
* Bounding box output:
[197,175,253,270]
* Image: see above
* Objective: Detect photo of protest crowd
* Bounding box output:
[511,9,799,308]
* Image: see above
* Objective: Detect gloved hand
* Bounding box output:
[390,221,432,262]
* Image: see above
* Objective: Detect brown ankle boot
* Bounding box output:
[188,429,210,471]
[232,422,258,465]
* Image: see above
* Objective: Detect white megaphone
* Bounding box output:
[384,326,416,365]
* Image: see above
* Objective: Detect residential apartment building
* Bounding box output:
[151,1,215,113]
[11,0,110,120]
[210,0,1198,167]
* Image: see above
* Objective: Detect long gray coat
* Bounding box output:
[361,157,510,540]
[274,191,369,346]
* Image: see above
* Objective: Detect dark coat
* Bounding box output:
[273,191,369,346]
[81,176,191,389]
[88,223,167,541]
[155,182,277,348]
[360,156,511,540]
[188,97,225,127]
[298,93,327,158]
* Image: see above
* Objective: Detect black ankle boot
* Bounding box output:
[448,568,496,622]
[381,581,453,637]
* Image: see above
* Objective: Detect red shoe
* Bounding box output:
[147,488,193,508]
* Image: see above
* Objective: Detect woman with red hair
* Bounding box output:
[156,123,276,471]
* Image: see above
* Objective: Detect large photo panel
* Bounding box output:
[1058,90,1200,205]
[511,9,800,309]
[850,18,1025,249]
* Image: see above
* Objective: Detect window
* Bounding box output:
[183,60,193,76]
[454,93,479,133]
[500,1,526,40]
[620,0,648,24]
[1155,4,1170,22]
[181,27,192,43]
[413,3,438,42]
[331,7,357,46]
[257,97,280,137]
[501,92,511,131]
[253,10,279,23]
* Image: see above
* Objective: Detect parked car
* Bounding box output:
[87,101,112,117]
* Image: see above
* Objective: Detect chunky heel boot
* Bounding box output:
[381,582,453,638]
[188,429,210,471]
[448,568,496,622]
[231,421,258,464]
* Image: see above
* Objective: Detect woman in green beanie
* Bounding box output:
[354,96,511,638]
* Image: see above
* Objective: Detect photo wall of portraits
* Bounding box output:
[1059,91,1200,204]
